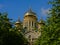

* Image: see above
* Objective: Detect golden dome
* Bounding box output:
[39,18,45,25]
[15,17,21,24]
[24,8,36,17]
[39,20,44,23]
[15,21,20,24]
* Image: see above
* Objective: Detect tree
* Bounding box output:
[34,0,60,45]
[0,12,28,45]
[0,12,12,30]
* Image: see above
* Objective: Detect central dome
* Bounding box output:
[24,8,36,17]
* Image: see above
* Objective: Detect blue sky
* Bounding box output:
[0,0,51,21]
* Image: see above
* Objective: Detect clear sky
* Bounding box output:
[0,0,51,21]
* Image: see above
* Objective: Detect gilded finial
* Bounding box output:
[17,16,20,22]
[28,6,32,12]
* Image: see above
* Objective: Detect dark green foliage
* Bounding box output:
[0,12,12,30]
[34,0,60,45]
[0,29,28,45]
[0,12,28,45]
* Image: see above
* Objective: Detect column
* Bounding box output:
[28,21,29,31]
[33,22,35,28]
[31,21,32,30]
[23,22,25,28]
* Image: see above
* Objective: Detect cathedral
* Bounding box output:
[15,8,45,45]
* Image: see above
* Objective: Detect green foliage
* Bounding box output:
[0,29,28,45]
[0,12,28,45]
[0,12,12,30]
[34,0,60,45]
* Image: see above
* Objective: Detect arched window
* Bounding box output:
[29,21,31,27]
[35,23,36,28]
[25,22,28,27]
[32,21,33,27]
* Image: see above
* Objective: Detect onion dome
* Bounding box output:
[15,17,21,25]
[39,18,45,25]
[24,8,36,17]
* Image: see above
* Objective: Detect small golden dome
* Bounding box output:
[39,18,45,25]
[15,21,20,24]
[15,17,21,24]
[39,20,44,23]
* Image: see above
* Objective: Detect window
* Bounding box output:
[32,21,33,27]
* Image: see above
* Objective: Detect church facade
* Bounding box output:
[15,8,45,45]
